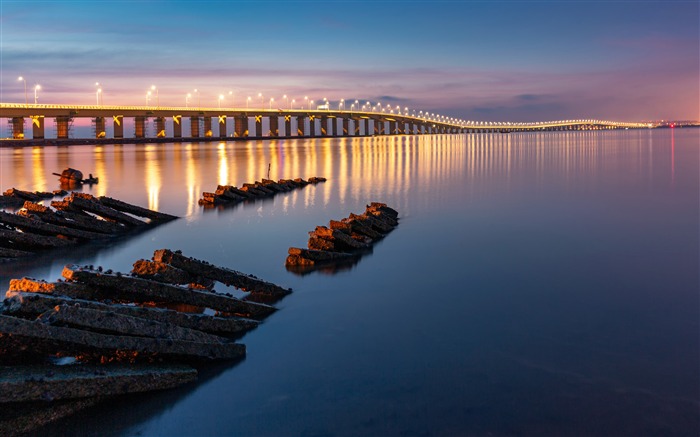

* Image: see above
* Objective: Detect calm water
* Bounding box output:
[0,130,698,436]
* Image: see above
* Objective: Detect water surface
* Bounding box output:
[0,130,697,436]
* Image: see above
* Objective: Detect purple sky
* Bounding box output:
[1,0,698,122]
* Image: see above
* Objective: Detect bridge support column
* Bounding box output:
[320,116,329,136]
[397,121,405,135]
[190,117,200,137]
[364,119,370,136]
[309,116,316,137]
[203,117,212,137]
[342,118,349,136]
[284,115,291,137]
[32,116,45,139]
[94,117,106,138]
[173,116,182,137]
[135,116,146,138]
[297,116,305,136]
[376,119,384,135]
[389,121,397,135]
[113,116,124,138]
[56,116,71,139]
[11,117,24,139]
[254,115,263,137]
[218,115,227,138]
[155,117,166,137]
[353,119,361,136]
[234,116,247,137]
[269,116,279,137]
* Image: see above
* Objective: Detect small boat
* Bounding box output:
[52,168,99,188]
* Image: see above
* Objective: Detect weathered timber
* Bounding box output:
[199,192,229,205]
[0,210,108,241]
[0,363,197,403]
[67,193,145,227]
[50,200,92,216]
[219,185,255,199]
[0,247,35,259]
[0,397,103,437]
[239,185,267,197]
[153,249,291,296]
[293,178,310,186]
[3,188,52,202]
[7,278,99,300]
[368,202,399,219]
[0,229,77,250]
[243,183,274,195]
[285,247,357,266]
[308,177,327,184]
[344,217,383,239]
[39,304,224,344]
[0,314,245,362]
[214,187,245,202]
[98,196,177,222]
[312,226,370,251]
[308,236,336,251]
[62,265,276,319]
[350,212,393,233]
[329,220,352,235]
[20,201,123,234]
[0,195,25,209]
[261,179,289,192]
[367,209,399,227]
[4,292,258,337]
[132,259,214,289]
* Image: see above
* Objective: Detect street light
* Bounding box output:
[17,76,27,105]
[269,97,274,109]
[291,99,295,109]
[34,84,41,104]
[218,94,224,108]
[304,96,308,109]
[186,93,191,108]
[228,91,233,107]
[96,88,102,106]
[151,85,159,107]
[194,89,200,108]
[258,92,263,108]
[339,98,344,110]
[246,96,251,109]
[146,90,152,106]
[283,94,288,108]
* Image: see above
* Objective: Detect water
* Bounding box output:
[0,130,698,436]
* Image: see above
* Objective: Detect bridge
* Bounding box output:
[0,103,653,141]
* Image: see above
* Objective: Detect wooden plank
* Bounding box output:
[153,249,291,296]
[5,291,259,337]
[0,211,108,241]
[0,363,197,403]
[39,304,224,344]
[132,259,214,289]
[61,265,276,319]
[285,247,357,266]
[67,193,146,227]
[0,229,77,250]
[98,196,177,222]
[0,314,246,362]
[19,201,120,235]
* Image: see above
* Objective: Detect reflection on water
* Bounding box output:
[1,130,698,437]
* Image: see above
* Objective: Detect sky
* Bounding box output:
[1,0,698,122]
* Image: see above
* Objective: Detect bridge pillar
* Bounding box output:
[11,117,24,139]
[173,116,182,137]
[190,117,200,137]
[254,115,263,137]
[309,116,316,137]
[203,117,212,137]
[342,118,349,136]
[397,121,405,135]
[320,116,329,136]
[135,116,146,138]
[93,117,106,138]
[284,115,292,136]
[113,115,124,138]
[234,116,247,137]
[155,117,166,137]
[218,115,227,138]
[56,116,71,139]
[375,119,384,135]
[389,121,397,135]
[269,116,279,137]
[32,116,45,139]
[297,116,305,136]
[353,119,360,136]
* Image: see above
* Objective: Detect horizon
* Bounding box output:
[1,0,698,122]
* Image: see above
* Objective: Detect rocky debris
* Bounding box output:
[132,259,215,290]
[0,363,196,403]
[286,202,398,272]
[153,249,291,297]
[198,177,326,207]
[0,190,177,261]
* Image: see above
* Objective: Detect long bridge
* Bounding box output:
[0,103,653,141]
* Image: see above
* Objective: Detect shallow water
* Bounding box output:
[1,129,698,436]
